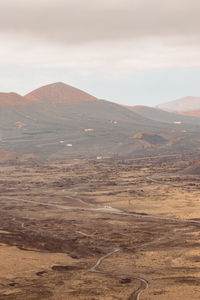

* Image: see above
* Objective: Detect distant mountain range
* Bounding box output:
[157,96,200,116]
[128,105,200,125]
[1,82,200,160]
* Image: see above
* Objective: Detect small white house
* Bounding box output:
[84,128,94,132]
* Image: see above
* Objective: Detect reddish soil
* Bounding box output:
[0,151,15,159]
[0,93,29,107]
[24,82,98,104]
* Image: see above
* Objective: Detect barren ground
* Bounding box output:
[0,152,199,299]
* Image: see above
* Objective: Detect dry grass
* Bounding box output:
[0,153,199,299]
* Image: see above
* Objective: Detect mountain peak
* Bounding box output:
[24,82,98,104]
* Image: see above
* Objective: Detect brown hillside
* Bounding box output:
[126,105,200,125]
[178,110,200,117]
[0,93,29,107]
[157,96,200,112]
[24,82,98,103]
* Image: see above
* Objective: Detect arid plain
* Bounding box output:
[0,152,199,299]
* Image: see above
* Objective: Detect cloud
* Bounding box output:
[0,0,200,78]
[1,35,200,79]
[0,0,200,45]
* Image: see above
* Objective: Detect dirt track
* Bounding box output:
[0,154,200,299]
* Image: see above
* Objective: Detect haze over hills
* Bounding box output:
[0,82,162,159]
[157,96,200,116]
[128,105,200,126]
[1,82,200,160]
[176,110,200,117]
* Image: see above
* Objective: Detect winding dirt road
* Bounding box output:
[2,195,200,299]
[6,197,200,226]
[128,278,149,300]
[88,248,149,300]
[89,248,120,273]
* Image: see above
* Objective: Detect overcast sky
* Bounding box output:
[1,0,200,106]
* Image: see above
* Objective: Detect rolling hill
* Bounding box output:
[128,105,200,126]
[157,96,200,116]
[1,83,200,160]
[0,82,166,159]
[0,92,29,106]
[25,82,98,103]
[176,110,200,117]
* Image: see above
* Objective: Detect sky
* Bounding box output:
[1,0,200,106]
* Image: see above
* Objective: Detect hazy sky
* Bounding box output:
[1,0,200,106]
